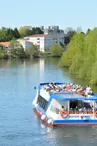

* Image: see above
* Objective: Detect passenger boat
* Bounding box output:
[32,82,97,126]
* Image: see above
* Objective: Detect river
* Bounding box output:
[0,58,97,146]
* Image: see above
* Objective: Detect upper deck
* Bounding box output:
[38,82,97,101]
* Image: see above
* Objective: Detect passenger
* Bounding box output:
[44,84,50,91]
[60,106,68,118]
[65,83,71,91]
[94,102,97,111]
[85,85,91,96]
[77,86,85,96]
[72,87,76,93]
[89,89,94,95]
[60,105,65,113]
[62,83,67,90]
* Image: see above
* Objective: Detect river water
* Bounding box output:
[0,58,97,146]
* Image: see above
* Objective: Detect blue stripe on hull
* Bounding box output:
[54,123,97,126]
[35,108,97,126]
[54,119,97,123]
[53,119,97,126]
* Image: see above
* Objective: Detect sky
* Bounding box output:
[0,0,97,32]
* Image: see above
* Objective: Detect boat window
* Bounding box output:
[50,99,68,114]
[37,95,48,111]
[70,100,92,110]
[50,106,59,114]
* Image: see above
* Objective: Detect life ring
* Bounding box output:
[60,111,68,118]
[95,111,97,118]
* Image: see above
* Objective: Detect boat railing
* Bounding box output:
[69,109,93,114]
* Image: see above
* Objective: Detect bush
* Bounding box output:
[50,43,63,57]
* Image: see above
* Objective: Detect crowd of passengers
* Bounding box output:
[44,83,94,96]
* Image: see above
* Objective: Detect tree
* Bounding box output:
[59,33,85,67]
[31,27,43,35]
[86,28,91,34]
[27,45,38,58]
[0,27,20,42]
[50,43,63,57]
[8,39,26,58]
[65,27,76,39]
[0,27,7,41]
[0,47,8,59]
[14,28,20,38]
[90,61,97,85]
[59,27,97,85]
[19,26,32,37]
[64,27,76,45]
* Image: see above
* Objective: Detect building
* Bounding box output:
[24,34,57,52]
[0,42,11,49]
[17,39,33,51]
[41,26,65,45]
[22,26,65,52]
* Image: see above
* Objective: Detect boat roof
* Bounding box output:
[38,83,97,101]
[51,92,97,101]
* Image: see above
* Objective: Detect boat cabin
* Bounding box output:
[33,83,97,126]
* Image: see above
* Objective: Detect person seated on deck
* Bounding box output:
[65,83,72,91]
[44,84,50,91]
[85,85,92,96]
[60,106,68,118]
[88,89,94,95]
[62,83,67,90]
[72,87,76,93]
[59,106,65,114]
[94,102,97,111]
[77,86,86,96]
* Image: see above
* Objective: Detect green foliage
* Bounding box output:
[0,26,43,41]
[32,27,43,34]
[50,43,63,57]
[69,55,83,75]
[0,48,8,59]
[8,39,26,58]
[14,28,20,38]
[59,28,97,85]
[90,61,97,85]
[26,45,38,58]
[0,27,20,42]
[59,33,85,67]
[19,26,43,37]
[11,47,26,58]
[64,27,76,45]
[19,26,32,37]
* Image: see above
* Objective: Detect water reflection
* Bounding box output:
[34,113,97,146]
[0,58,97,146]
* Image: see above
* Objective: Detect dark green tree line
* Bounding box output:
[0,26,43,42]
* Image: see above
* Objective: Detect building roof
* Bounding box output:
[29,34,56,38]
[17,39,33,44]
[24,40,33,44]
[0,42,11,47]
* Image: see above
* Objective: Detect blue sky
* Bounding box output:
[0,0,97,32]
